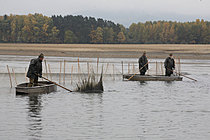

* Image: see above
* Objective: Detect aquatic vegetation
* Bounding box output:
[76,71,103,93]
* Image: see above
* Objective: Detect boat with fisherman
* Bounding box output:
[123,74,183,81]
[16,81,57,95]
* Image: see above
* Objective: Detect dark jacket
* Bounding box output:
[164,57,175,70]
[27,58,42,79]
[138,55,148,72]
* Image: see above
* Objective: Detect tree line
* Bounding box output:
[0,14,209,44]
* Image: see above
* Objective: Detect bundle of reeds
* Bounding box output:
[76,71,103,93]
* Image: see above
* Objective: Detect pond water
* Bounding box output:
[0,55,210,140]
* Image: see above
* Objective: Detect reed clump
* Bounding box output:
[76,71,103,93]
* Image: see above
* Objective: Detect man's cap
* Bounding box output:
[169,53,173,56]
[39,53,44,58]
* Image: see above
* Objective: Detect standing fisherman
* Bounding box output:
[27,53,44,87]
[164,53,175,76]
[138,51,148,75]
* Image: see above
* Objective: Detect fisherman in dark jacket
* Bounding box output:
[27,53,44,87]
[164,53,175,76]
[138,51,148,75]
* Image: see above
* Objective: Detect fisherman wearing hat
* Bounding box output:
[27,53,44,87]
[138,51,148,75]
[164,53,175,76]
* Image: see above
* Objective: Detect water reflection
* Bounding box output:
[27,95,43,139]
[80,93,104,131]
[81,92,103,105]
[138,81,147,85]
[164,81,174,85]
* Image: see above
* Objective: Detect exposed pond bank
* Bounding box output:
[0,43,210,59]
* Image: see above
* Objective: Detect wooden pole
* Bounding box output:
[71,65,73,85]
[12,68,17,86]
[156,61,158,75]
[161,62,164,75]
[59,61,62,84]
[41,76,73,92]
[121,61,124,75]
[63,60,66,85]
[128,63,130,74]
[167,68,197,82]
[178,59,180,75]
[44,60,48,78]
[159,62,162,75]
[112,64,115,80]
[87,62,90,77]
[132,63,135,74]
[178,57,181,75]
[7,65,12,88]
[77,57,81,80]
[175,58,178,75]
[105,63,109,74]
[78,57,80,74]
[97,57,99,74]
[25,67,28,82]
[48,64,52,81]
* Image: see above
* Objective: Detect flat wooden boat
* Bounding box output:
[16,81,57,95]
[123,74,183,81]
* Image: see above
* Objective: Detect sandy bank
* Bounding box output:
[0,43,210,59]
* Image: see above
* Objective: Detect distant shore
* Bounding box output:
[0,43,210,59]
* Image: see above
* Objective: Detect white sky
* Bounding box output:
[0,0,209,26]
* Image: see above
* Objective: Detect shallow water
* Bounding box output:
[0,55,210,140]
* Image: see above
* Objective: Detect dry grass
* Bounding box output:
[0,43,210,59]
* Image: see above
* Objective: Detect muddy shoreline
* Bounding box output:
[0,43,210,59]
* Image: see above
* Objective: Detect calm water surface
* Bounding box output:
[0,55,210,140]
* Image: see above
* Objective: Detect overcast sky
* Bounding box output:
[0,0,209,27]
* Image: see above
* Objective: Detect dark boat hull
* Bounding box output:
[123,74,183,81]
[16,81,57,94]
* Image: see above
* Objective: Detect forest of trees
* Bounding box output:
[0,14,209,44]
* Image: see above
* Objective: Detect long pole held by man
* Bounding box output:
[26,53,74,91]
[138,51,149,75]
[128,52,149,81]
[164,53,197,81]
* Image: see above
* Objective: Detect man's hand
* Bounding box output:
[39,74,42,78]
[36,73,42,78]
